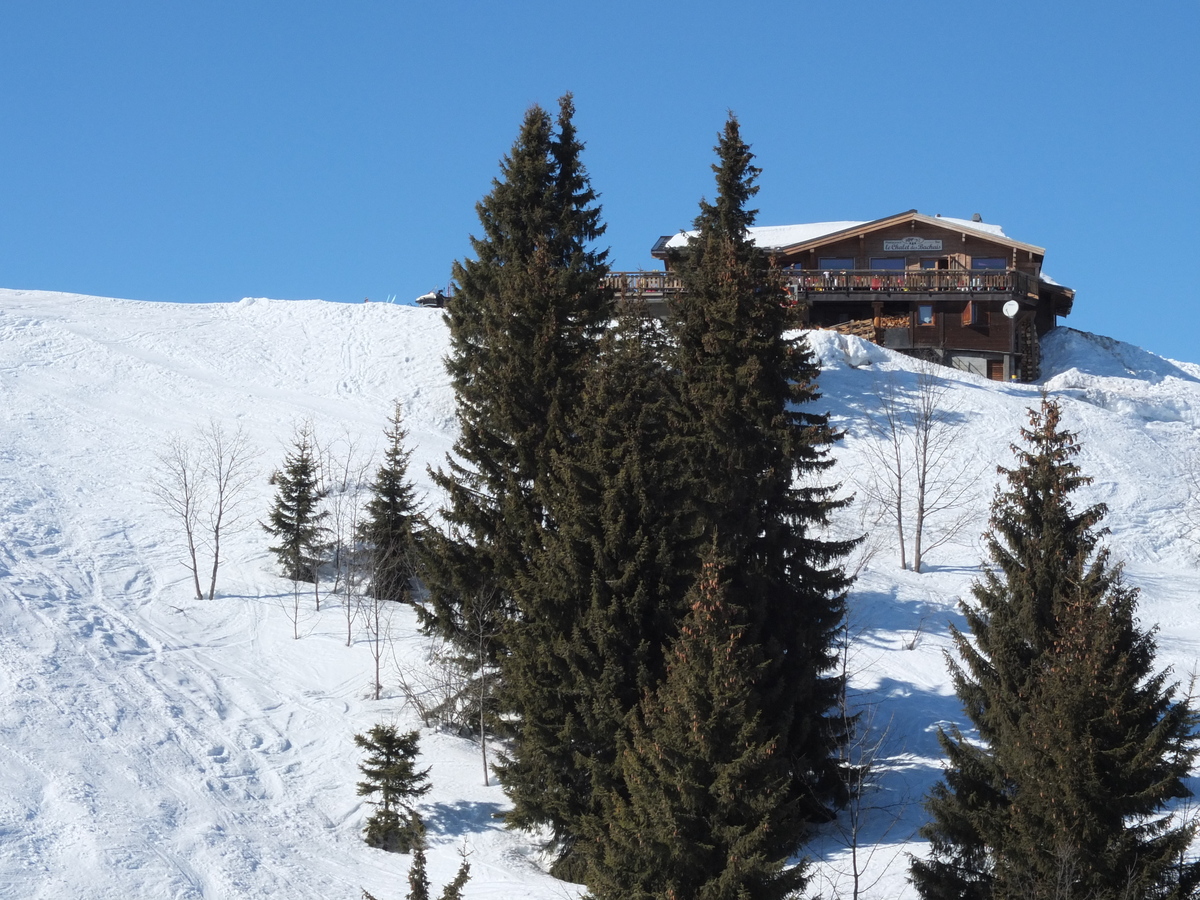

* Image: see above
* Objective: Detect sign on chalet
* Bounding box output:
[607,209,1075,382]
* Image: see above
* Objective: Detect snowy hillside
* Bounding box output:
[2,288,1198,899]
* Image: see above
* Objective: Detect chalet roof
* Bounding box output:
[653,209,1047,259]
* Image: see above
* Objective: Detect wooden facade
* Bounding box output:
[637,209,1075,382]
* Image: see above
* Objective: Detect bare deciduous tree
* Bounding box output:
[394,581,502,784]
[363,580,393,701]
[342,533,367,648]
[394,636,472,727]
[152,435,206,601]
[152,421,257,601]
[856,361,974,573]
[907,362,974,572]
[281,576,304,640]
[818,620,912,900]
[360,541,407,701]
[859,374,911,570]
[461,584,501,785]
[318,434,373,597]
[200,422,257,600]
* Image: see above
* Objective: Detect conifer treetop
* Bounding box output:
[693,113,760,244]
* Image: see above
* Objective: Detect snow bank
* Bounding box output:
[1,287,1198,899]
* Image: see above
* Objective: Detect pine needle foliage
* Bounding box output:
[665,114,855,841]
[263,424,328,582]
[588,549,807,900]
[404,842,471,900]
[422,93,610,655]
[363,844,469,900]
[911,397,1200,900]
[355,724,431,854]
[497,301,700,876]
[360,401,423,604]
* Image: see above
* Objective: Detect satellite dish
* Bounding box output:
[1002,300,1020,319]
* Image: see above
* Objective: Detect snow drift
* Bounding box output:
[1,288,1198,899]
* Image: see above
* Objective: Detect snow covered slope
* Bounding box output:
[1,288,1198,899]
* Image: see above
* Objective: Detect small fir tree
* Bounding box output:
[911,397,1200,900]
[263,425,328,582]
[403,841,471,900]
[360,401,423,604]
[355,724,431,853]
[589,549,806,900]
[362,843,469,900]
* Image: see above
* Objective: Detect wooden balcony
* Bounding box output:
[603,271,684,298]
[782,268,1041,300]
[603,269,1041,302]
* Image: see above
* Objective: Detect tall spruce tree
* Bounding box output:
[360,401,422,604]
[589,549,807,900]
[911,397,1200,900]
[263,425,328,583]
[665,115,855,841]
[422,93,610,651]
[497,302,699,878]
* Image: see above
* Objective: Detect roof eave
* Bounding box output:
[649,235,674,260]
[1040,282,1075,317]
[772,209,1046,258]
[652,209,1050,260]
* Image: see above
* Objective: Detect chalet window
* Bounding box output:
[971,257,1006,270]
[917,304,934,326]
[819,257,855,270]
[869,258,906,270]
[961,300,985,326]
[921,258,950,269]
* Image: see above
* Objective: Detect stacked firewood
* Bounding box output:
[824,320,877,340]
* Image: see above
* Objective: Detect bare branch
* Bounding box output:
[150,434,206,601]
[200,421,258,601]
[854,360,979,573]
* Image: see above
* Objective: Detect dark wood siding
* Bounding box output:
[778,222,1043,278]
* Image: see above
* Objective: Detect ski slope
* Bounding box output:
[1,288,1198,899]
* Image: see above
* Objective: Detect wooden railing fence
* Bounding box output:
[602,269,1039,298]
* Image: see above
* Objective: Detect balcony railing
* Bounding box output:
[604,271,684,295]
[783,268,1038,296]
[603,269,1039,299]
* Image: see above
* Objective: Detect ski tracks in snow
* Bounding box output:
[0,447,346,898]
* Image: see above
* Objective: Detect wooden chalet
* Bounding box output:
[607,210,1075,382]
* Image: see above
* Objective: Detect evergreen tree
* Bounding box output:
[403,842,471,900]
[363,844,469,900]
[263,425,328,582]
[666,115,854,839]
[355,724,431,853]
[911,397,1200,900]
[360,401,423,604]
[406,842,429,900]
[589,549,807,900]
[497,302,699,877]
[422,93,610,651]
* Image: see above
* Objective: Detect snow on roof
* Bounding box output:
[664,215,1009,251]
[935,216,1007,238]
[664,221,866,251]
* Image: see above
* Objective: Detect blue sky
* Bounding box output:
[3,1,1197,361]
